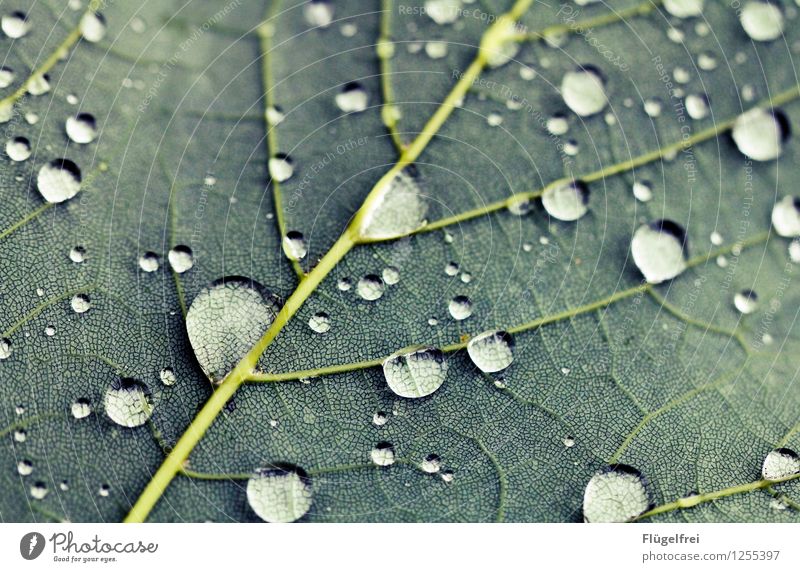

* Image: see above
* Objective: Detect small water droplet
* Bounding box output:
[710,231,723,246]
[27,74,50,96]
[734,289,758,314]
[483,18,519,68]
[383,347,448,398]
[0,338,11,360]
[69,245,87,263]
[583,465,649,522]
[37,159,82,203]
[542,180,589,221]
[697,51,717,71]
[66,113,98,144]
[269,154,294,182]
[71,398,92,419]
[382,266,400,285]
[789,240,800,262]
[370,442,396,466]
[17,460,33,476]
[632,180,653,202]
[282,231,307,261]
[335,82,368,113]
[561,67,607,117]
[356,274,385,301]
[563,436,576,448]
[70,293,91,314]
[445,262,459,276]
[546,114,569,135]
[425,0,461,24]
[372,411,388,426]
[5,137,31,161]
[0,66,14,88]
[340,22,358,37]
[14,429,26,442]
[80,11,106,42]
[467,330,515,373]
[104,378,153,428]
[30,482,48,500]
[266,105,284,126]
[168,245,194,273]
[448,295,473,320]
[762,448,800,480]
[732,108,788,161]
[441,470,454,483]
[507,196,531,216]
[685,94,710,119]
[186,277,281,382]
[631,220,688,284]
[98,483,110,497]
[138,251,160,272]
[337,277,352,291]
[771,196,800,237]
[308,311,331,334]
[425,41,448,59]
[44,325,56,337]
[247,464,313,523]
[643,97,663,118]
[160,367,176,386]
[663,0,704,18]
[420,453,442,474]
[741,1,784,41]
[2,11,30,39]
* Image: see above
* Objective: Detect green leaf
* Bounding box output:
[2,0,800,524]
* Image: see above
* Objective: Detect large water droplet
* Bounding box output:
[741,1,784,41]
[303,0,334,28]
[282,231,307,261]
[448,295,473,320]
[771,196,800,237]
[370,442,396,466]
[382,347,448,398]
[2,11,30,38]
[5,137,31,161]
[356,274,385,301]
[335,82,368,113]
[104,378,153,428]
[168,245,194,273]
[583,465,650,522]
[733,289,758,314]
[663,0,704,18]
[37,159,82,203]
[66,113,97,144]
[467,331,514,373]
[561,67,607,117]
[631,220,688,284]
[247,464,313,523]
[269,154,294,182]
[80,11,106,42]
[186,277,281,382]
[308,311,330,334]
[762,448,800,481]
[731,108,787,161]
[542,181,589,221]
[358,169,427,240]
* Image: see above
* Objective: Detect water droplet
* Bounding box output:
[138,251,160,272]
[358,170,427,240]
[663,0,704,18]
[372,411,388,426]
[546,114,569,135]
[69,245,86,263]
[685,94,710,120]
[30,482,48,500]
[186,277,281,382]
[631,220,688,284]
[383,347,448,398]
[66,113,98,144]
[70,293,91,314]
[762,448,800,480]
[507,197,531,216]
[445,262,459,276]
[563,436,576,448]
[337,277,352,291]
[104,378,153,428]
[335,82,368,113]
[247,464,313,523]
[0,66,14,88]
[340,22,357,37]
[37,159,82,203]
[5,137,31,161]
[441,470,454,483]
[697,51,717,71]
[27,74,50,96]
[168,245,194,273]
[98,483,110,497]
[583,465,650,522]
[467,330,515,373]
[771,196,800,237]
[71,398,92,419]
[44,325,56,337]
[308,311,331,334]
[483,19,519,68]
[420,454,442,474]
[710,231,723,246]
[632,180,653,202]
[741,1,784,41]
[643,97,663,118]
[789,240,800,262]
[160,367,176,386]
[266,105,284,126]
[425,41,448,59]
[542,180,589,221]
[0,338,11,360]
[425,0,461,24]
[561,67,607,117]
[17,460,33,476]
[303,0,334,28]
[370,442,396,466]
[80,11,106,42]
[282,231,307,261]
[519,66,536,80]
[734,289,758,314]
[269,154,294,182]
[732,108,788,161]
[14,429,26,442]
[2,11,30,38]
[448,295,473,320]
[356,274,385,301]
